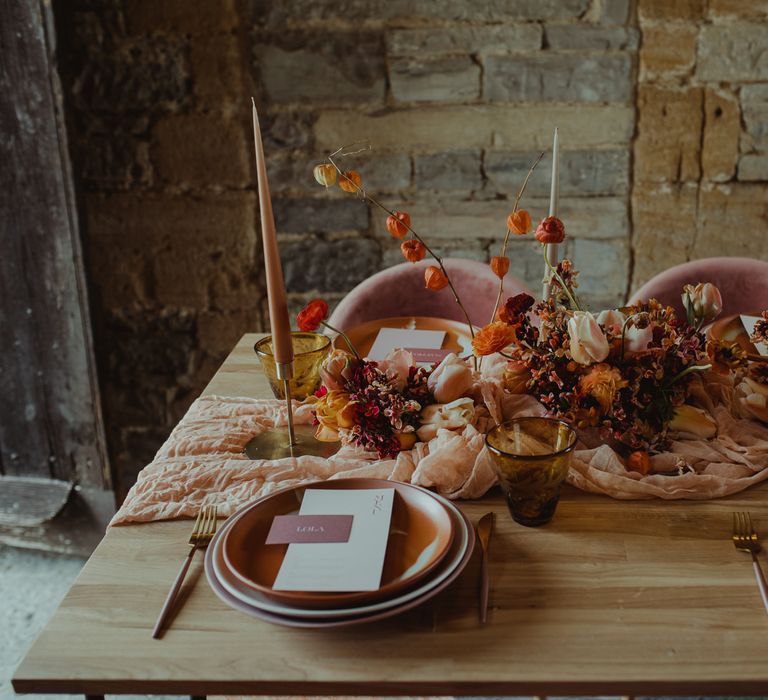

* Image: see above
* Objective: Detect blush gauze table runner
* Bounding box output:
[112,370,768,525]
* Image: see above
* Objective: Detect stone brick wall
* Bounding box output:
[55,0,768,497]
[632,0,768,287]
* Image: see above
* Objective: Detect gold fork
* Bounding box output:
[732,512,768,615]
[152,504,218,638]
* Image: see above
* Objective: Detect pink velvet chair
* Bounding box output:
[328,258,530,330]
[630,257,768,319]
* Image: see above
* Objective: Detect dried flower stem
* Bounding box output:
[665,363,712,386]
[320,320,360,359]
[326,147,478,369]
[542,244,582,311]
[489,151,545,324]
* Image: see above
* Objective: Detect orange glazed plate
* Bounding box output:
[332,316,475,359]
[220,478,455,610]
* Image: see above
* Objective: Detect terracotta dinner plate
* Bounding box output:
[205,489,474,626]
[332,316,475,359]
[221,478,455,609]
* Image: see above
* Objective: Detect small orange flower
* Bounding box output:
[386,211,411,239]
[338,170,362,193]
[296,299,328,331]
[313,163,337,187]
[490,255,510,279]
[507,209,532,235]
[578,363,627,413]
[424,266,449,291]
[401,239,426,263]
[535,216,566,244]
[472,322,517,357]
[627,450,652,475]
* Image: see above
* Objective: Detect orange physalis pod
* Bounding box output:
[386,211,411,239]
[401,239,426,263]
[313,164,337,187]
[507,209,532,235]
[627,450,652,475]
[338,170,362,193]
[490,256,510,279]
[424,266,449,291]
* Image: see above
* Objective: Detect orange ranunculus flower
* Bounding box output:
[338,170,362,193]
[627,450,652,475]
[296,298,328,331]
[507,209,532,235]
[490,255,510,279]
[472,322,517,357]
[386,211,411,239]
[578,363,627,413]
[535,216,566,244]
[313,163,337,187]
[401,239,426,263]
[314,390,357,441]
[424,265,449,291]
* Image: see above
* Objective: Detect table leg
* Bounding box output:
[190,695,206,700]
[85,695,104,700]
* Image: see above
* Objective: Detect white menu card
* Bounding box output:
[368,328,446,361]
[272,488,395,592]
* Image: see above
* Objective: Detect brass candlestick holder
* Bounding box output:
[244,335,339,460]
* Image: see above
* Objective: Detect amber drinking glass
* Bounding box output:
[485,417,577,527]
[255,332,331,400]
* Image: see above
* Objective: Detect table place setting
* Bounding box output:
[97,102,768,638]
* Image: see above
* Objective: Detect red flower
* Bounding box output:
[535,216,566,244]
[424,266,449,291]
[401,239,426,263]
[297,299,329,331]
[386,211,411,239]
[490,255,510,279]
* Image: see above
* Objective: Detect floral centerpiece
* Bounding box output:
[301,143,768,486]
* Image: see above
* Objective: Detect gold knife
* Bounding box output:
[477,512,494,623]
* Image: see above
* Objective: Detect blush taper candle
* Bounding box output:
[252,99,294,378]
[543,127,560,300]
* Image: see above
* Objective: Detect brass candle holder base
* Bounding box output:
[244,425,339,460]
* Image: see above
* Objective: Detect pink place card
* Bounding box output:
[265,514,353,545]
[405,347,452,364]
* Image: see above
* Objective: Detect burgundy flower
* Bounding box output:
[535,216,566,244]
[498,292,535,323]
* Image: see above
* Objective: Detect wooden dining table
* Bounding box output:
[13,333,768,697]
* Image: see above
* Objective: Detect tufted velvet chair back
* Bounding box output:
[328,258,531,330]
[630,257,768,319]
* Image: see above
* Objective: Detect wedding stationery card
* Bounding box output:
[368,328,446,361]
[271,488,395,592]
[741,315,768,355]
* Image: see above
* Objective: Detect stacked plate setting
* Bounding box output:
[204,478,475,628]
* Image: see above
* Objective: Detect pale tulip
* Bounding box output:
[568,311,610,365]
[669,404,717,439]
[428,353,474,403]
[378,348,414,392]
[682,282,723,323]
[596,309,626,334]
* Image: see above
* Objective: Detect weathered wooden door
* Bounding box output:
[0,0,114,550]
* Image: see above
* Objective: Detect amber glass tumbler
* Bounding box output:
[486,417,577,527]
[255,332,331,400]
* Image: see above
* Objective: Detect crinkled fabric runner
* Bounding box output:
[111,371,768,526]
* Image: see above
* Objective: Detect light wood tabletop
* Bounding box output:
[13,333,768,697]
